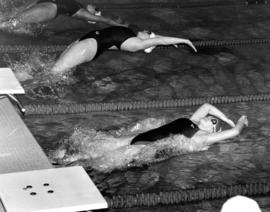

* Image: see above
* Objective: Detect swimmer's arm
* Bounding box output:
[74,9,127,27]
[190,103,235,127]
[134,36,197,52]
[196,115,248,145]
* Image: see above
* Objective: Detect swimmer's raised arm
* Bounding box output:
[194,115,248,145]
[125,36,197,52]
[190,103,235,127]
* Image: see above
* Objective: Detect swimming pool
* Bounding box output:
[1,0,270,211]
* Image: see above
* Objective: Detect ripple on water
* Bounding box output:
[92,77,117,94]
[215,52,237,66]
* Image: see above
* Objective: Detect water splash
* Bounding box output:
[0,18,46,36]
[3,51,77,100]
[51,118,208,173]
[0,0,46,36]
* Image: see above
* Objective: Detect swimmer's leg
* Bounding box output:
[0,3,57,31]
[51,38,98,75]
[15,3,57,25]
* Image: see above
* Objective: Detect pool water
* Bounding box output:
[1,0,270,211]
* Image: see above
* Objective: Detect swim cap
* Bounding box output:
[221,195,261,212]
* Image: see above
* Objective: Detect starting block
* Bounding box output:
[0,68,24,95]
[0,68,108,211]
[0,68,25,114]
[0,166,108,212]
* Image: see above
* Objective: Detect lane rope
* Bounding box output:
[1,38,270,54]
[106,182,270,208]
[24,94,270,115]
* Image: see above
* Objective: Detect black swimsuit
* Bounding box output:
[131,118,199,144]
[37,0,83,16]
[79,26,136,59]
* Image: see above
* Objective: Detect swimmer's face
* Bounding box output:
[198,116,219,133]
[86,4,100,15]
[137,30,151,40]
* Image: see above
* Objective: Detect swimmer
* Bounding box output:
[0,0,126,30]
[51,26,197,75]
[59,103,248,172]
[119,103,247,147]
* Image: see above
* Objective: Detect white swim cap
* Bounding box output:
[221,195,261,212]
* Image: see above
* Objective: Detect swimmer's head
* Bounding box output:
[198,115,221,133]
[137,30,152,40]
[86,4,101,15]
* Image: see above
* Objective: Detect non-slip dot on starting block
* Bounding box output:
[0,166,108,212]
[0,68,24,94]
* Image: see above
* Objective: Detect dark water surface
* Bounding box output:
[1,1,270,211]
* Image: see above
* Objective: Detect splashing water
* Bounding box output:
[3,51,77,100]
[51,118,209,173]
[0,0,46,36]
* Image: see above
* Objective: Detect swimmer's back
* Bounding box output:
[131,118,199,144]
[79,26,136,49]
[79,26,136,58]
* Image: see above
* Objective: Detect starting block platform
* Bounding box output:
[0,98,51,174]
[0,68,25,94]
[0,166,108,212]
[0,68,107,211]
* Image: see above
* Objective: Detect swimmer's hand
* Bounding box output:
[235,115,248,133]
[176,39,197,53]
[238,115,248,126]
[185,39,197,53]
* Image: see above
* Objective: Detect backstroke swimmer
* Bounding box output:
[51,26,198,75]
[56,103,248,172]
[0,0,126,30]
[117,103,248,147]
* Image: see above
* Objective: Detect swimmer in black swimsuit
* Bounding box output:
[131,118,200,144]
[0,0,126,30]
[114,103,248,148]
[51,26,197,75]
